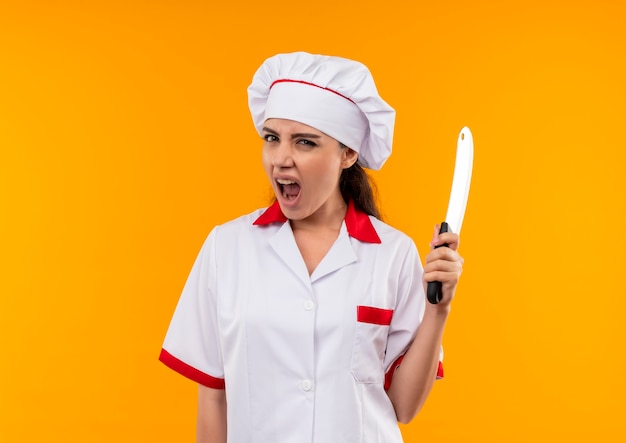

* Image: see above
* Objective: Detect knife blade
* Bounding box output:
[427,126,474,304]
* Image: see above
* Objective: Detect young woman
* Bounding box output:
[160,52,464,443]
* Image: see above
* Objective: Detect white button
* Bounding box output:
[303,300,314,311]
[302,379,312,391]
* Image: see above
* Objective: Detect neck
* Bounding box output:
[290,195,348,234]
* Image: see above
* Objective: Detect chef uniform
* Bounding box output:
[160,52,443,443]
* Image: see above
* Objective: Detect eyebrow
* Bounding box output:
[262,126,322,139]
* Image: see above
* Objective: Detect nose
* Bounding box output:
[271,141,295,168]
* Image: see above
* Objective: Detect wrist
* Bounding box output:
[423,302,451,320]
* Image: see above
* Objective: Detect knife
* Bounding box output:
[426,126,474,304]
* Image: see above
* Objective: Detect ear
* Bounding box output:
[341,147,359,169]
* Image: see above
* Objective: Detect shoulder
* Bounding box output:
[213,207,268,231]
[206,206,277,243]
[370,216,425,262]
[370,217,416,247]
[194,207,274,261]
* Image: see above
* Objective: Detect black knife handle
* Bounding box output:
[426,222,449,304]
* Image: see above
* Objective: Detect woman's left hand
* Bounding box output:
[423,224,464,307]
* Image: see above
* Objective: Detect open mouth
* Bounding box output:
[276,178,301,201]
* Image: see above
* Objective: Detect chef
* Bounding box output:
[160,51,463,443]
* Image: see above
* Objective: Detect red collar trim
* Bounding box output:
[253,200,381,244]
[253,200,288,225]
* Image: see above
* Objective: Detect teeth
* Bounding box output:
[276,179,296,185]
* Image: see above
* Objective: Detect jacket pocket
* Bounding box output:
[350,306,394,383]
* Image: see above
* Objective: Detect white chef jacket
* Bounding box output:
[160,200,443,443]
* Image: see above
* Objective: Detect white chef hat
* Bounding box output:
[247,51,395,170]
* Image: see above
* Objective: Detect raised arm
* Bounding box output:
[386,227,463,423]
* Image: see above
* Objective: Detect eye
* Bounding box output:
[263,134,278,142]
[297,139,317,147]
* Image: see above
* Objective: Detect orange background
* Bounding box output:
[1,0,625,441]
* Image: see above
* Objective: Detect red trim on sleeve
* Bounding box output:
[384,357,444,391]
[384,355,405,390]
[159,349,225,389]
[357,305,394,325]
